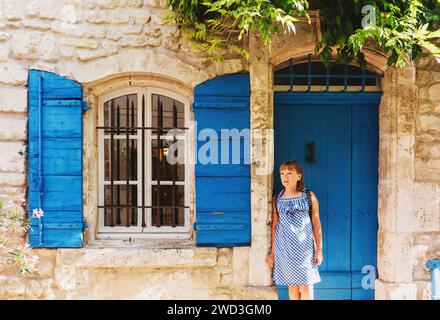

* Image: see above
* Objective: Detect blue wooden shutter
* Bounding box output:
[193,73,251,247]
[28,70,86,248]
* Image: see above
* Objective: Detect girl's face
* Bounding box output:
[280,167,302,189]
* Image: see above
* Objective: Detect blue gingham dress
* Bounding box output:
[273,189,321,286]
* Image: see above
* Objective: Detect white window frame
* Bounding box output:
[97,87,191,239]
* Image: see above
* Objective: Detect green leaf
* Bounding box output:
[164,0,440,67]
[427,29,440,39]
[385,38,397,47]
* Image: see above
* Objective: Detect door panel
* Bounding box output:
[351,103,379,294]
[325,105,351,273]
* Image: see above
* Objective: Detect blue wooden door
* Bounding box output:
[274,93,381,300]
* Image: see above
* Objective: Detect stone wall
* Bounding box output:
[413,54,440,300]
[373,57,440,300]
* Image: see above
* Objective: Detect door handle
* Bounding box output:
[306,142,315,163]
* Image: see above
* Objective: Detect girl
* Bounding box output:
[266,160,323,300]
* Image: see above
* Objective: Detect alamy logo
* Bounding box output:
[361,5,376,29]
[164,122,274,175]
[361,265,376,290]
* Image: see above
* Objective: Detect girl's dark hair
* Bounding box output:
[280,160,305,191]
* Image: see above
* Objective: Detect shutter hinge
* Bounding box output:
[82,101,88,111]
[192,222,197,231]
[29,221,89,230]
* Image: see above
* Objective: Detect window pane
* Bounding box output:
[104,139,137,181]
[151,139,184,181]
[152,94,184,134]
[104,185,137,227]
[152,185,184,227]
[104,94,137,135]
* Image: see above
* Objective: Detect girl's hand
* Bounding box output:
[266,251,274,268]
[314,250,323,266]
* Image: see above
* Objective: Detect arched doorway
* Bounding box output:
[274,55,382,300]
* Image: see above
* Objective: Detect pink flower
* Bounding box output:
[32,208,44,219]
[17,243,30,250]
[31,255,39,265]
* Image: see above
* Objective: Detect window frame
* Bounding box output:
[97,86,191,239]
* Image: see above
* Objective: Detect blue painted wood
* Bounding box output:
[28,102,83,138]
[314,289,352,300]
[326,105,351,273]
[274,93,379,300]
[193,73,251,247]
[29,138,82,176]
[352,288,375,300]
[28,70,85,248]
[194,73,250,97]
[314,272,352,289]
[274,92,383,104]
[194,109,250,137]
[193,98,249,109]
[351,102,379,295]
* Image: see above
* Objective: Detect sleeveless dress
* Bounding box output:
[272,189,321,286]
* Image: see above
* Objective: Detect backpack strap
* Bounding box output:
[305,188,313,222]
[272,189,284,213]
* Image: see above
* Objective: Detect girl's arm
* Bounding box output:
[269,195,278,254]
[310,191,323,258]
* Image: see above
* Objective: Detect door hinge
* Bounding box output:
[82,101,89,111]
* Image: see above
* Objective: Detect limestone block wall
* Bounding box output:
[373,58,439,300]
[413,54,440,300]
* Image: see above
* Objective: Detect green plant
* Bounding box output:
[164,0,440,67]
[0,199,39,275]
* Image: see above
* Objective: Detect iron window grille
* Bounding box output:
[274,54,383,92]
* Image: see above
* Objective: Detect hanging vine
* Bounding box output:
[163,0,440,67]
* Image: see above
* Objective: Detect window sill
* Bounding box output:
[57,241,218,269]
[87,238,195,249]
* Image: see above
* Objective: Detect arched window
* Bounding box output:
[274,54,382,92]
[97,88,190,239]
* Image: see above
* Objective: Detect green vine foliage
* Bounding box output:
[164,0,440,67]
